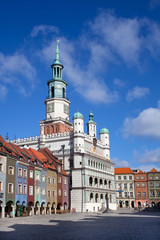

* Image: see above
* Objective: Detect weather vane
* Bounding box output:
[57,39,60,44]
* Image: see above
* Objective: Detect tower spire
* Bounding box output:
[54,40,60,64]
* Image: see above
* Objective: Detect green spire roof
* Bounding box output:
[100,128,109,134]
[73,111,83,119]
[54,40,60,64]
[87,111,96,124]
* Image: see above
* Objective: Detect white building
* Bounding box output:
[10,41,117,212]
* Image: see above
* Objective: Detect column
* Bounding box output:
[55,208,56,214]
[43,207,46,215]
[1,205,5,218]
[37,207,40,215]
[31,206,34,216]
[11,205,15,218]
[49,207,51,215]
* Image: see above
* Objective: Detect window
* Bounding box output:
[58,189,61,196]
[36,186,39,195]
[18,184,22,194]
[58,166,61,173]
[8,166,14,175]
[150,191,154,197]
[124,192,128,197]
[143,192,146,197]
[150,182,154,188]
[137,183,140,187]
[118,176,121,180]
[8,183,13,193]
[29,186,33,195]
[58,177,61,183]
[42,175,45,182]
[119,192,122,198]
[118,183,121,189]
[157,191,160,197]
[30,170,33,178]
[64,190,67,196]
[129,176,132,180]
[88,160,90,166]
[156,182,160,187]
[48,190,51,197]
[0,163,3,171]
[156,176,159,180]
[137,192,141,197]
[124,183,127,189]
[130,183,133,189]
[23,169,27,178]
[0,181,3,191]
[142,183,145,187]
[53,178,55,184]
[48,177,51,184]
[141,176,144,180]
[150,176,153,180]
[52,191,55,197]
[42,188,45,196]
[18,168,22,177]
[124,176,127,180]
[23,185,27,194]
[64,178,66,184]
[36,173,40,180]
[137,177,140,180]
[130,192,133,197]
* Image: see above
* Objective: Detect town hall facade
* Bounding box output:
[10,42,117,212]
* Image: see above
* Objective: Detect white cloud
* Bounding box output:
[126,86,150,102]
[114,78,125,87]
[30,25,58,37]
[133,148,160,164]
[123,101,160,139]
[0,84,8,100]
[0,52,36,96]
[112,157,130,168]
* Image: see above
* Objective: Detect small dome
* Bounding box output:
[100,128,109,134]
[73,111,83,119]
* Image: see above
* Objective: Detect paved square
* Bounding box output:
[0,210,160,240]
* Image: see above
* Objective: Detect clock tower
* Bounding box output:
[40,41,73,135]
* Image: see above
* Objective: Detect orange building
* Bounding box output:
[134,170,148,207]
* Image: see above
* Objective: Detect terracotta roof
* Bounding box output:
[150,168,158,173]
[62,169,68,176]
[135,170,144,174]
[29,148,47,163]
[115,168,133,174]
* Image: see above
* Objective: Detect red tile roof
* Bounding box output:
[150,168,158,172]
[62,169,68,176]
[115,168,133,174]
[135,170,144,174]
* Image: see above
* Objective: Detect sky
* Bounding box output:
[0,0,160,172]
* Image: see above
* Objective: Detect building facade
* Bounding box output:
[134,170,148,207]
[115,168,135,208]
[12,42,117,212]
[147,168,160,207]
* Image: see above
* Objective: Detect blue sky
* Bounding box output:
[0,0,160,171]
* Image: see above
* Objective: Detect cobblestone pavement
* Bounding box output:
[0,210,160,240]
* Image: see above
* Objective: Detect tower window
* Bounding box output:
[57,68,59,77]
[54,68,56,77]
[63,88,65,98]
[51,87,54,98]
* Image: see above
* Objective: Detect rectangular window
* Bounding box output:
[118,176,121,180]
[150,182,154,188]
[137,192,141,197]
[30,170,33,178]
[118,183,121,189]
[124,192,128,198]
[58,177,61,183]
[29,186,33,195]
[8,183,13,193]
[64,190,67,197]
[129,176,132,180]
[8,166,14,175]
[18,168,22,177]
[36,187,39,195]
[130,192,133,197]
[150,176,153,180]
[124,183,127,189]
[48,190,51,197]
[18,184,22,194]
[157,191,160,197]
[23,185,27,194]
[64,178,66,184]
[150,191,154,197]
[142,183,145,187]
[137,176,140,180]
[36,173,40,180]
[156,176,159,180]
[53,178,55,184]
[58,166,61,173]
[23,169,27,178]
[123,176,127,180]
[137,183,140,187]
[48,177,51,184]
[42,175,45,182]
[58,189,61,196]
[0,181,3,191]
[130,183,133,189]
[52,190,55,197]
[119,192,122,198]
[156,182,160,187]
[0,163,3,172]
[143,192,146,197]
[42,188,45,196]
[141,176,144,180]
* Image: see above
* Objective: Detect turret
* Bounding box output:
[73,111,84,133]
[99,128,110,158]
[87,111,96,138]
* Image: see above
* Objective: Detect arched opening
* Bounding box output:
[47,127,50,135]
[5,201,14,217]
[119,200,123,208]
[51,87,54,98]
[99,179,103,186]
[95,193,98,203]
[105,194,109,209]
[138,201,141,207]
[157,202,160,208]
[28,201,34,216]
[64,202,67,210]
[40,202,45,215]
[104,180,107,188]
[0,201,3,218]
[52,202,56,213]
[125,201,129,207]
[131,201,134,208]
[34,201,40,215]
[90,193,93,202]
[57,202,62,210]
[109,180,111,189]
[62,88,65,98]
[94,178,98,186]
[57,67,60,77]
[89,177,93,186]
[52,126,54,133]
[151,202,155,207]
[47,202,51,214]
[110,194,112,203]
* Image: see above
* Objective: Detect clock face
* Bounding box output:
[57,84,61,88]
